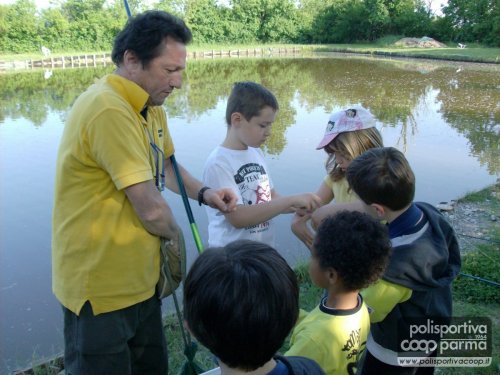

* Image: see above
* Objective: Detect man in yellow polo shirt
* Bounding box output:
[52,11,237,374]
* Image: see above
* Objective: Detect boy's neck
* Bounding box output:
[219,358,276,375]
[222,132,249,150]
[325,289,359,310]
[380,203,412,224]
[376,203,412,223]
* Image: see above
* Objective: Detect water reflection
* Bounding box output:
[1,55,498,172]
[0,54,499,372]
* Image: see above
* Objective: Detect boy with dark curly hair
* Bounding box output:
[285,211,391,375]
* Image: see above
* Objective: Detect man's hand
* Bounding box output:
[203,188,238,213]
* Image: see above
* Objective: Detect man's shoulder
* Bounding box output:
[76,77,130,111]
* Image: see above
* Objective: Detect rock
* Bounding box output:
[394,37,447,48]
[437,203,454,211]
[491,215,497,221]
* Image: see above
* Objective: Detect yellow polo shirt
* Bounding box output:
[52,74,174,315]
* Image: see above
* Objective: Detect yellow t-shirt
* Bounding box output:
[52,74,174,315]
[324,176,358,204]
[286,296,370,375]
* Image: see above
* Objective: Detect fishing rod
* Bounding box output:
[123,1,203,253]
[459,273,500,287]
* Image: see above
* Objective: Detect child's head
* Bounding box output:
[346,147,415,211]
[316,107,383,181]
[183,240,299,371]
[225,81,279,126]
[311,211,391,292]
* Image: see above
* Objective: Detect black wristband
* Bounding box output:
[198,186,211,206]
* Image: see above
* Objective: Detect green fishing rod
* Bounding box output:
[123,1,204,254]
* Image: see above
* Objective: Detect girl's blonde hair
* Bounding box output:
[326,127,383,181]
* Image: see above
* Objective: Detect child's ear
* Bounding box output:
[327,268,338,285]
[370,203,386,218]
[230,112,242,127]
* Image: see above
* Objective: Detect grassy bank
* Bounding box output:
[17,185,499,374]
[314,44,500,64]
[1,43,499,64]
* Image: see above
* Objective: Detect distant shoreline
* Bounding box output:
[1,44,499,72]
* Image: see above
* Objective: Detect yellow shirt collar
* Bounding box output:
[105,74,149,113]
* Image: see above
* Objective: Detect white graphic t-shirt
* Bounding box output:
[202,146,274,247]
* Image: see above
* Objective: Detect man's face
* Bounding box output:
[136,37,187,106]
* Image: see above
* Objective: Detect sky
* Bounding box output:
[0,0,449,16]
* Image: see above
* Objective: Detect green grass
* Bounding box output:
[314,44,500,63]
[453,245,500,304]
[460,186,499,204]
[163,314,215,373]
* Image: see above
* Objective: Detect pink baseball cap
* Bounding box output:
[316,107,376,150]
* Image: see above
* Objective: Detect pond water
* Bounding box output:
[0,54,499,373]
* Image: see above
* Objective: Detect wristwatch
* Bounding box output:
[197,186,211,206]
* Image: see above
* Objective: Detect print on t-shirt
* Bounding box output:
[343,328,366,375]
[234,163,271,233]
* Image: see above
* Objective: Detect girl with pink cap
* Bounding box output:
[291,106,383,249]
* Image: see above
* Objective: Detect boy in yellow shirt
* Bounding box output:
[286,211,391,375]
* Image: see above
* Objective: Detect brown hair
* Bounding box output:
[325,127,383,182]
[346,147,415,211]
[225,82,279,126]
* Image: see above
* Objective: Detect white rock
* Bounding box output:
[436,203,454,211]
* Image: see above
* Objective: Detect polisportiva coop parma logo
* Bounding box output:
[397,317,492,367]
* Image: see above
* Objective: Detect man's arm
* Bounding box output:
[164,157,237,213]
[124,179,180,240]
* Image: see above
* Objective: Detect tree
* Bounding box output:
[442,0,499,46]
[389,0,432,37]
[0,0,40,52]
[40,8,70,50]
[364,0,391,40]
[253,0,300,42]
[184,0,228,43]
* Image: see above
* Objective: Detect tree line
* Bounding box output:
[0,0,498,54]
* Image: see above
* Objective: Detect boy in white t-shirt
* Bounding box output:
[203,82,321,247]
